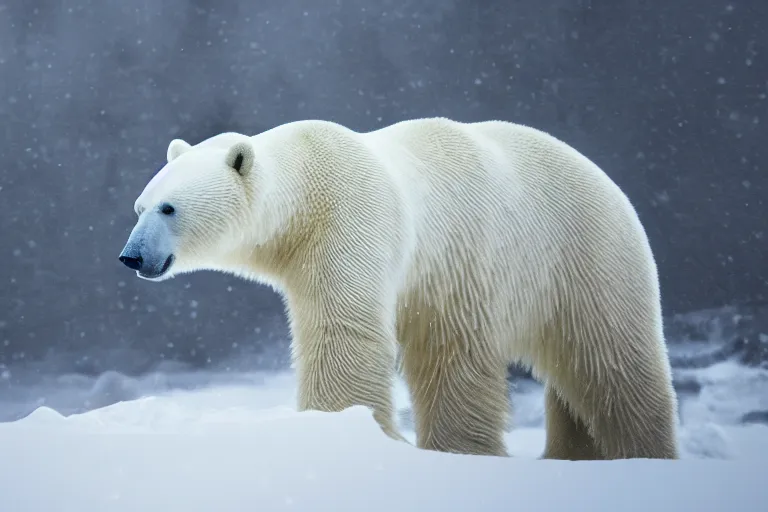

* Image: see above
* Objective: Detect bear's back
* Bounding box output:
[360,118,610,257]
[362,118,647,310]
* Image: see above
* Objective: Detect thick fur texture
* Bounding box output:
[126,118,679,460]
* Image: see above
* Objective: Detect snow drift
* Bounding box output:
[1,373,767,512]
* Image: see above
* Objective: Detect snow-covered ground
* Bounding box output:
[0,359,767,511]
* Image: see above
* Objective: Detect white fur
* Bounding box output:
[131,118,679,459]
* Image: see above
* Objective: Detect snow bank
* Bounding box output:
[0,381,766,512]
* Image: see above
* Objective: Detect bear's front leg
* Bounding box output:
[400,337,509,457]
[288,294,406,443]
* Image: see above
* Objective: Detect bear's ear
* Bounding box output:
[167,139,192,163]
[225,141,255,177]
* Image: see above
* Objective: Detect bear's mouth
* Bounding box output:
[138,254,175,281]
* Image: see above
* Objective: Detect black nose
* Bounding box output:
[119,254,143,271]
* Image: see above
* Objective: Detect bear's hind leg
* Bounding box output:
[542,383,602,460]
[547,325,680,460]
[400,333,509,457]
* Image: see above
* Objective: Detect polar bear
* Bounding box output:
[119,118,679,460]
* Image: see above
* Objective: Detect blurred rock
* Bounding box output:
[741,411,768,425]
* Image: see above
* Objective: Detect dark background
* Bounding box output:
[0,0,766,377]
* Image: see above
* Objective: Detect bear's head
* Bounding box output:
[118,133,261,282]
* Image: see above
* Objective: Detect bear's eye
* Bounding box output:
[160,203,175,215]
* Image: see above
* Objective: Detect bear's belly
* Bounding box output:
[393,267,557,364]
